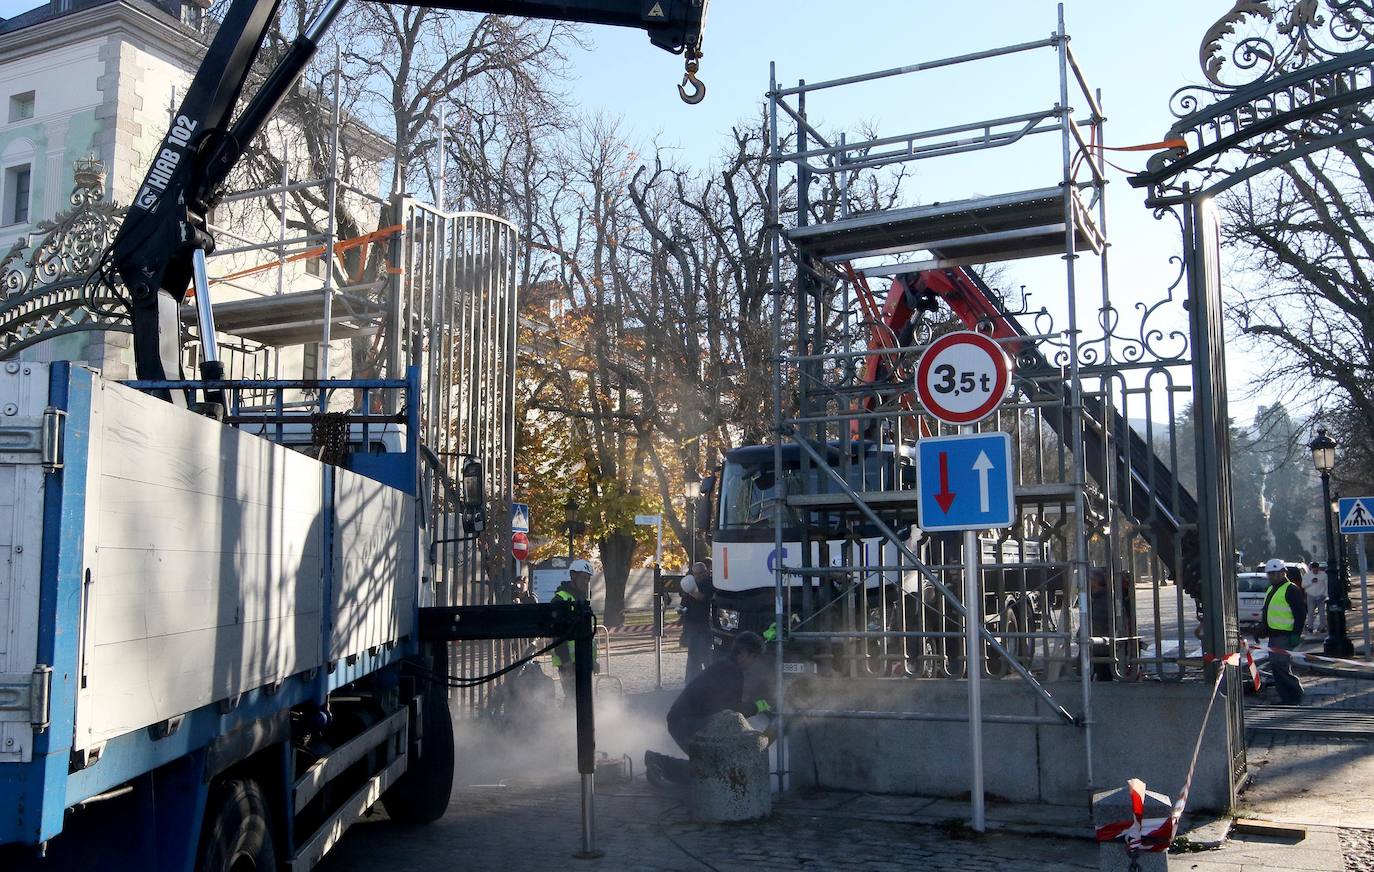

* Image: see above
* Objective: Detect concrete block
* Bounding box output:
[102,330,133,349]
[1093,784,1170,871]
[688,711,771,822]
[1039,682,1232,811]
[787,677,1042,802]
[781,677,1235,816]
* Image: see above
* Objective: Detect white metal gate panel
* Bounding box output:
[0,363,50,763]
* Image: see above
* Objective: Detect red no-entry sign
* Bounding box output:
[511,531,529,562]
[915,331,1012,425]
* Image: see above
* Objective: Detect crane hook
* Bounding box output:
[677,57,705,105]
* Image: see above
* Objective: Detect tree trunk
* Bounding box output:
[598,530,635,628]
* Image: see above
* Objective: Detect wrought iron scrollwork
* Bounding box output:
[0,158,132,358]
[1137,1,1374,200]
[1197,0,1374,91]
[1026,263,1191,371]
[0,157,121,299]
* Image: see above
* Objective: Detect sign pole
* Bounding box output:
[911,329,1008,835]
[635,512,666,687]
[654,564,664,689]
[961,424,985,834]
[1360,534,1371,660]
[1337,499,1374,657]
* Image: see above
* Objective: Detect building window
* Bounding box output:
[4,165,31,225]
[306,256,322,277]
[8,91,34,123]
[182,3,205,31]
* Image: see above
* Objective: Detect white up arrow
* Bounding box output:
[972,450,994,513]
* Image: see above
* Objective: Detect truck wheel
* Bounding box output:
[986,600,1035,675]
[197,778,278,872]
[382,688,455,825]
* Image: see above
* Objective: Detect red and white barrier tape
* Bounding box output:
[1095,649,1254,853]
[1097,642,1373,853]
[1247,639,1374,673]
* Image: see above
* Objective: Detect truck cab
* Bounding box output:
[705,441,910,647]
[701,440,1064,676]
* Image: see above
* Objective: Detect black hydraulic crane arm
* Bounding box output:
[105,0,708,397]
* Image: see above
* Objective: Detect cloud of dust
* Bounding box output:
[450,665,679,788]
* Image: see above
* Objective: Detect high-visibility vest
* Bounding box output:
[550,588,597,669]
[1263,581,1297,632]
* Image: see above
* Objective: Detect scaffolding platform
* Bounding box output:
[788,186,1103,268]
[183,286,385,347]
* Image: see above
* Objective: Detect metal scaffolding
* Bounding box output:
[760,5,1203,821]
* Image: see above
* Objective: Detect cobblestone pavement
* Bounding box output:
[1343,830,1374,871]
[319,777,1099,872]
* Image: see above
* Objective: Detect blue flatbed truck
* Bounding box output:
[0,364,471,871]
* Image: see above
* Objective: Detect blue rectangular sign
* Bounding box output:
[916,432,1015,532]
[1340,496,1374,535]
[511,502,530,533]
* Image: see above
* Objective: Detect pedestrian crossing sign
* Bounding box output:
[1339,496,1374,534]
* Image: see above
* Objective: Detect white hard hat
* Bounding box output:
[568,559,593,575]
[680,575,698,597]
[1263,558,1286,574]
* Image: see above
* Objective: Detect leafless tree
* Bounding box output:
[1220,136,1374,494]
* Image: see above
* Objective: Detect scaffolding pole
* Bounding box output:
[320,42,342,382]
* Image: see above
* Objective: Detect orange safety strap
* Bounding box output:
[193,224,404,293]
[1091,138,1188,153]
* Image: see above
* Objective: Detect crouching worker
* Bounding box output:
[645,631,773,786]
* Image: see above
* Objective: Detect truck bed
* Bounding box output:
[1,363,419,844]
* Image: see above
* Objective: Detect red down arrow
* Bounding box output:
[935,451,956,513]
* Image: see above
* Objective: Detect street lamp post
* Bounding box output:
[683,468,701,565]
[564,496,584,560]
[1309,428,1354,657]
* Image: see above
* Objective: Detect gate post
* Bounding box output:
[1183,194,1244,805]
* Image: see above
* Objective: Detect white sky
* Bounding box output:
[0,0,47,17]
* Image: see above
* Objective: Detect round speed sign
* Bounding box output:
[914,331,1012,425]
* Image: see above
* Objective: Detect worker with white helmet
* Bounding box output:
[680,561,716,680]
[550,558,598,701]
[1259,557,1307,705]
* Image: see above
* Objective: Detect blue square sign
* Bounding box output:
[1340,497,1374,535]
[917,432,1015,532]
[511,503,530,534]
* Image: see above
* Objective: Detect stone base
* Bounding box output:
[688,712,771,822]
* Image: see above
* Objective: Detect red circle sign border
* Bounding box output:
[914,331,1012,425]
[511,531,530,561]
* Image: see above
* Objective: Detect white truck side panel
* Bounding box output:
[330,468,415,659]
[0,364,49,763]
[76,380,327,750]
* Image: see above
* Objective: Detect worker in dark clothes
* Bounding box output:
[679,561,716,680]
[1259,557,1307,705]
[550,558,597,702]
[645,632,772,785]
